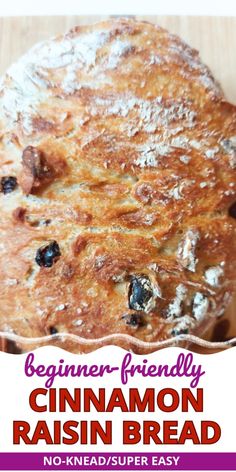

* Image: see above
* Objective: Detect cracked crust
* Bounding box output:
[0,18,236,353]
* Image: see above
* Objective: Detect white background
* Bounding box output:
[0,0,235,17]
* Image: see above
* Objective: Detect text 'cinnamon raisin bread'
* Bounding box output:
[0,18,235,352]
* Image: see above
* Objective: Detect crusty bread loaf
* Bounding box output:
[0,18,236,352]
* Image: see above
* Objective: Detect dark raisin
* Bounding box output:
[1,176,17,194]
[171,327,189,336]
[128,275,153,311]
[6,339,22,354]
[44,219,51,226]
[12,207,26,222]
[211,319,230,342]
[229,202,236,219]
[122,313,146,328]
[49,326,58,335]
[35,241,61,268]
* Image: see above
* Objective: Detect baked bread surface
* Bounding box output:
[0,18,236,350]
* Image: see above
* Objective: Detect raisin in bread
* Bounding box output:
[0,18,236,353]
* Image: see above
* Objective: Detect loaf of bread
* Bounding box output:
[0,18,235,353]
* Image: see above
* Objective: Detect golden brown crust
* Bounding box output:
[0,18,235,350]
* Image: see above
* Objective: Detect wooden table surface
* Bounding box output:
[0,15,235,341]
